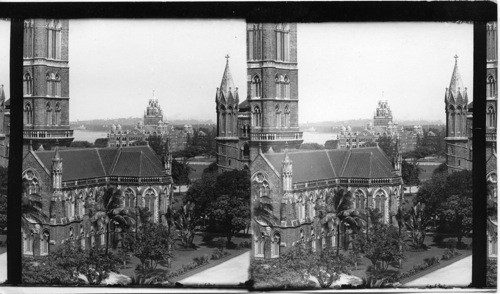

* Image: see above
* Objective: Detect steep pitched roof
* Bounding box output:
[262,147,396,184]
[220,57,235,97]
[34,146,165,182]
[449,56,464,99]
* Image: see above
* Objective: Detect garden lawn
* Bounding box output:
[349,236,472,279]
[117,232,250,280]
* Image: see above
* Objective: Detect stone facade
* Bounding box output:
[0,85,9,167]
[216,23,304,172]
[21,146,173,256]
[251,147,403,259]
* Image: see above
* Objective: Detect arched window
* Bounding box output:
[55,103,61,125]
[45,102,52,125]
[251,75,262,98]
[144,188,156,215]
[80,225,85,249]
[284,76,290,99]
[374,190,386,223]
[247,24,263,61]
[46,73,52,97]
[275,104,281,128]
[488,106,496,128]
[276,23,290,61]
[457,106,462,135]
[220,105,226,136]
[55,74,61,97]
[275,75,282,98]
[22,170,40,196]
[78,193,85,217]
[100,222,105,245]
[487,75,496,98]
[449,106,455,136]
[47,20,62,59]
[297,196,305,221]
[24,103,33,125]
[284,105,290,128]
[311,230,316,252]
[40,230,49,256]
[271,232,280,258]
[253,106,262,127]
[252,173,270,200]
[255,232,265,257]
[228,106,233,135]
[23,230,34,255]
[309,194,316,218]
[354,189,365,210]
[321,227,326,249]
[331,226,336,248]
[23,73,33,96]
[24,20,34,58]
[125,188,135,208]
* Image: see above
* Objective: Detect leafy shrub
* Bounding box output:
[423,256,440,267]
[235,240,252,250]
[441,248,460,260]
[213,238,226,249]
[202,234,214,245]
[210,248,229,260]
[487,259,497,287]
[444,239,457,249]
[192,255,210,266]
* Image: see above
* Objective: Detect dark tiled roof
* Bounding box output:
[263,147,396,184]
[486,148,497,175]
[239,100,250,111]
[34,146,165,182]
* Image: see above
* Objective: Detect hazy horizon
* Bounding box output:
[0,20,473,124]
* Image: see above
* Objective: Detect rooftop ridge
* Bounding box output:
[340,149,352,177]
[109,148,122,175]
[95,148,107,176]
[324,149,337,178]
[368,152,373,178]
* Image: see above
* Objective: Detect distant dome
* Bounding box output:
[346,126,351,132]
[111,124,116,131]
[341,126,346,132]
[117,124,122,130]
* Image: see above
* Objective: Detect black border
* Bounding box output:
[2,1,497,289]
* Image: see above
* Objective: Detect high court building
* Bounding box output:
[16,19,173,256]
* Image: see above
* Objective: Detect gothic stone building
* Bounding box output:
[445,22,497,258]
[108,94,191,152]
[251,147,403,259]
[216,23,303,171]
[22,145,173,256]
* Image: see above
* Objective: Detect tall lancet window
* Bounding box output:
[449,106,455,136]
[55,103,61,125]
[253,106,262,127]
[23,73,33,96]
[46,102,52,125]
[55,74,61,97]
[275,104,281,128]
[24,20,34,58]
[228,107,233,135]
[220,106,226,136]
[247,24,263,61]
[456,107,462,135]
[251,75,262,99]
[47,20,62,59]
[284,76,290,99]
[24,103,33,125]
[276,24,290,62]
[487,75,496,98]
[275,75,282,98]
[284,104,290,128]
[488,106,496,128]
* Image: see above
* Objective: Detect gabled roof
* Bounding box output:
[449,56,464,98]
[262,147,396,184]
[34,146,165,182]
[220,58,235,97]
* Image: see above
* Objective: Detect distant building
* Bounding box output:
[445,22,497,258]
[107,93,190,152]
[337,100,421,152]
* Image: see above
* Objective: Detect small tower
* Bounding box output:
[282,151,293,192]
[52,147,63,191]
[444,55,470,171]
[215,55,240,171]
[394,135,402,176]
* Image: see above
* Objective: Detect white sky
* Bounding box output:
[0,20,474,124]
[0,20,9,99]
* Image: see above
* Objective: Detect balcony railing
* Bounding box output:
[24,130,74,139]
[251,132,303,141]
[486,132,497,142]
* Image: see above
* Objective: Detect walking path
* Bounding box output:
[178,251,250,286]
[404,255,471,287]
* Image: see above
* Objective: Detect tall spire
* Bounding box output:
[449,54,464,98]
[219,54,235,97]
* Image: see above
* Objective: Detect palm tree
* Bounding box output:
[319,188,364,255]
[88,187,135,254]
[166,201,197,249]
[252,197,279,228]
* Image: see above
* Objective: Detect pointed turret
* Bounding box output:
[446,55,468,104]
[282,151,293,192]
[216,55,239,104]
[52,147,63,190]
